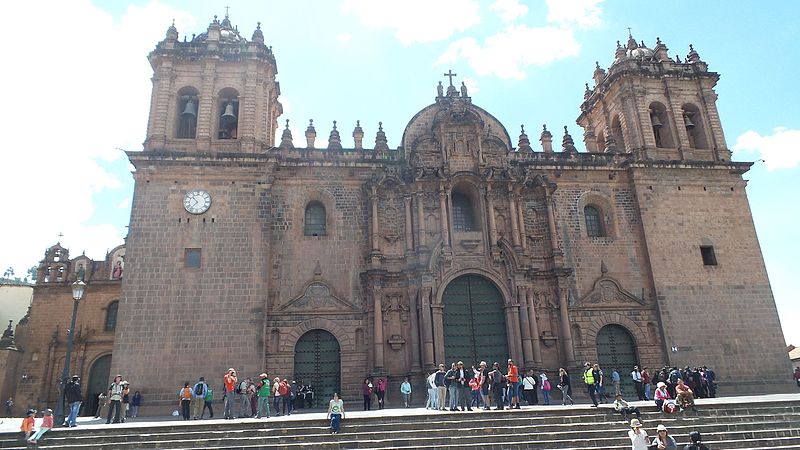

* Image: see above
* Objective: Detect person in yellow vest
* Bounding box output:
[582,362,599,406]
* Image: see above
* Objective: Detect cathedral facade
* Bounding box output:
[103,15,790,410]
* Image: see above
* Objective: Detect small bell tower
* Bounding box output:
[577,32,730,162]
[144,14,282,153]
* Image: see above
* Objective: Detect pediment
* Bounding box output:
[577,276,645,308]
[279,281,359,313]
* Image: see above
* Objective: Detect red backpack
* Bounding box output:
[278,380,289,396]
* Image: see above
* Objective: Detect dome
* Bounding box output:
[627,46,654,59]
[192,15,247,44]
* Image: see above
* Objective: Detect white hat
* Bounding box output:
[657,424,668,432]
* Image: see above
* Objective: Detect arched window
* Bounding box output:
[649,102,675,148]
[104,301,119,332]
[452,192,476,232]
[176,86,199,139]
[217,88,239,140]
[682,104,708,149]
[611,115,625,151]
[304,202,326,236]
[584,205,605,237]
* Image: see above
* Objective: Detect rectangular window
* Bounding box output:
[700,245,717,266]
[185,248,201,268]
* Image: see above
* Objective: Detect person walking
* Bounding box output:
[583,363,598,407]
[557,368,575,406]
[202,386,214,419]
[178,382,193,420]
[256,373,271,419]
[400,377,412,408]
[611,368,621,396]
[540,371,551,405]
[64,375,83,427]
[130,391,142,418]
[106,375,124,424]
[192,377,208,420]
[628,418,650,450]
[223,368,237,419]
[375,377,387,409]
[327,393,345,434]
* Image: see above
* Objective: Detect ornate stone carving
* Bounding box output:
[577,275,645,307]
[279,282,359,312]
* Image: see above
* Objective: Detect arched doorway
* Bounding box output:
[293,329,340,409]
[596,324,638,400]
[86,355,112,417]
[442,275,508,366]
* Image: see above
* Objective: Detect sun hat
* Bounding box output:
[259,373,268,378]
[629,418,642,428]
[657,424,668,432]
[657,382,667,388]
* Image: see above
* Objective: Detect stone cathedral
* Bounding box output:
[99,15,791,410]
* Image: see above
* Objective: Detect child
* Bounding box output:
[21,409,36,441]
[28,408,53,444]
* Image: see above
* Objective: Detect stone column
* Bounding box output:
[508,186,521,248]
[544,189,560,260]
[407,285,422,371]
[505,305,523,364]
[404,195,414,253]
[416,191,426,250]
[432,304,445,364]
[438,188,450,248]
[373,285,385,370]
[370,187,380,254]
[557,284,576,367]
[485,185,497,246]
[526,287,543,366]
[420,287,435,370]
[517,286,534,367]
[516,193,527,252]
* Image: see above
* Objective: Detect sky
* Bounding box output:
[1,1,798,345]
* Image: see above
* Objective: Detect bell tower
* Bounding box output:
[143,14,282,153]
[577,32,731,162]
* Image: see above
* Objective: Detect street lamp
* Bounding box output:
[55,280,85,427]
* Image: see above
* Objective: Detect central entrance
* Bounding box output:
[596,324,639,400]
[293,329,341,408]
[86,354,112,417]
[443,275,508,366]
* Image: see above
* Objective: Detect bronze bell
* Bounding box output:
[220,102,237,128]
[683,113,695,129]
[181,98,197,117]
[650,113,663,129]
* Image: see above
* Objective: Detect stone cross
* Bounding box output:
[443,70,457,86]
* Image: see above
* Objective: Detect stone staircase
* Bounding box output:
[2,397,799,449]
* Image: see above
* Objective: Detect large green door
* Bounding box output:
[86,354,112,417]
[596,324,638,400]
[443,275,508,367]
[293,329,340,408]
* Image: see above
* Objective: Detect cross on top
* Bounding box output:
[443,69,458,86]
[57,232,64,242]
[224,6,230,17]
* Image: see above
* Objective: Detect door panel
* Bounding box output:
[293,330,340,408]
[596,324,639,400]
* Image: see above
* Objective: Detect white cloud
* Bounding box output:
[0,1,196,275]
[118,198,132,210]
[337,33,353,43]
[545,0,604,28]
[437,25,580,79]
[733,127,800,171]
[489,0,528,23]
[463,77,480,95]
[342,0,480,45]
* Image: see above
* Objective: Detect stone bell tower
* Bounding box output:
[578,32,731,162]
[143,14,282,153]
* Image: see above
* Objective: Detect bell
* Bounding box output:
[683,113,695,129]
[650,113,663,129]
[220,102,237,128]
[181,99,197,117]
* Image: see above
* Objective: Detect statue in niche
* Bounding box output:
[112,260,123,280]
[460,81,468,97]
[76,264,85,281]
[382,294,409,351]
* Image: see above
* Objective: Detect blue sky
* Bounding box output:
[1,0,798,346]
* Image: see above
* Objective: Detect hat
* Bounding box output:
[43,409,53,416]
[122,381,129,385]
[26,409,36,416]
[629,418,642,428]
[689,431,701,443]
[199,377,205,381]
[657,424,668,432]
[259,373,268,378]
[71,375,79,380]
[657,382,667,388]
[228,368,236,372]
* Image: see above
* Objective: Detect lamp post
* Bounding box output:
[54,280,85,427]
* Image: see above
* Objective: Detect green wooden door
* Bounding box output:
[596,325,638,400]
[443,275,508,367]
[86,354,112,416]
[293,329,340,408]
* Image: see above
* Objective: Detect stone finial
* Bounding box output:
[584,83,592,100]
[603,125,618,153]
[614,40,626,60]
[166,19,178,41]
[626,29,637,50]
[305,119,316,149]
[279,119,294,149]
[353,120,364,150]
[562,126,577,153]
[518,125,532,151]
[686,44,701,63]
[375,122,389,151]
[675,54,682,64]
[654,36,669,61]
[328,121,342,150]
[593,61,605,85]
[252,22,264,44]
[540,124,553,153]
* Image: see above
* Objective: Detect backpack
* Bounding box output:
[542,379,551,391]
[194,383,204,396]
[181,387,192,400]
[236,381,248,394]
[205,388,213,402]
[278,381,289,396]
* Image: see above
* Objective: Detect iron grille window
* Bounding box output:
[304,202,326,236]
[104,301,119,332]
[584,205,605,237]
[452,193,476,232]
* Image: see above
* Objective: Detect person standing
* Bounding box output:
[4,397,13,417]
[425,370,437,409]
[455,361,472,411]
[362,378,373,411]
[202,386,214,419]
[279,379,292,416]
[272,377,282,416]
[256,373,271,419]
[237,377,251,418]
[64,375,83,427]
[642,367,652,400]
[400,377,412,408]
[94,393,107,419]
[506,359,520,409]
[121,382,130,422]
[794,367,800,389]
[557,368,574,406]
[583,363,598,407]
[478,361,491,410]
[327,393,345,434]
[631,366,645,401]
[178,382,193,420]
[191,377,207,420]
[489,362,505,410]
[539,371,551,405]
[223,368,237,419]
[434,364,447,411]
[611,368,621,396]
[130,391,141,418]
[522,370,538,406]
[375,377,387,410]
[106,375,124,424]
[445,363,458,411]
[628,418,650,450]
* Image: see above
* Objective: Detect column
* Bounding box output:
[432,304,445,364]
[416,191,426,250]
[485,185,497,246]
[544,189,560,257]
[557,284,576,367]
[420,287,435,370]
[407,285,422,371]
[508,186,521,248]
[505,305,523,364]
[526,287,543,366]
[404,195,414,253]
[438,188,450,248]
[516,194,527,251]
[517,286,534,367]
[373,285,385,370]
[370,187,380,255]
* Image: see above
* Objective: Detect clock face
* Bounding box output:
[183,190,212,214]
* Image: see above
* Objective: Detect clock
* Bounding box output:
[183,189,212,214]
